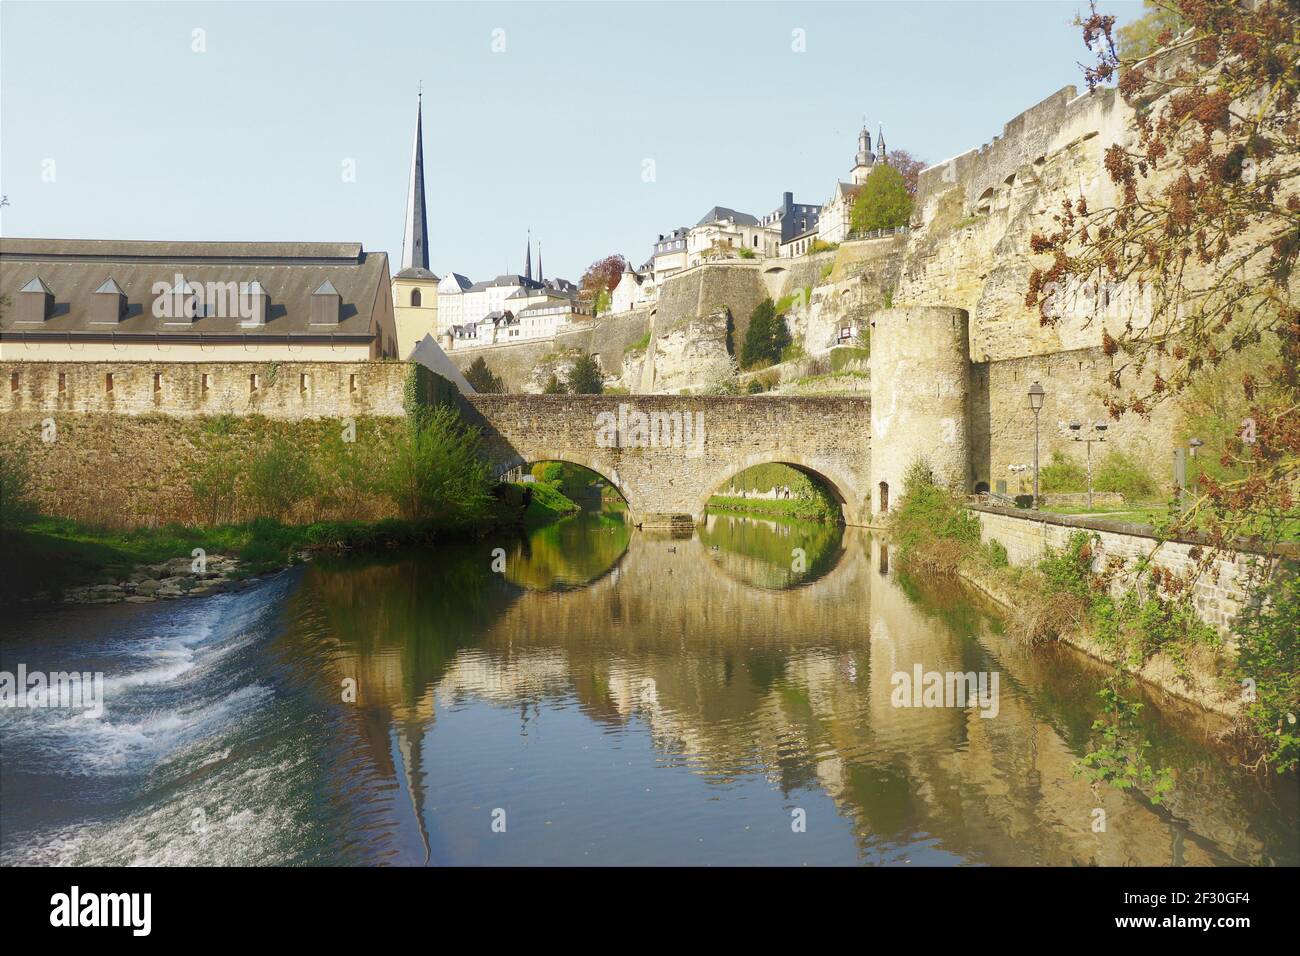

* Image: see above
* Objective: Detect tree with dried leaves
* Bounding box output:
[1027,0,1298,553]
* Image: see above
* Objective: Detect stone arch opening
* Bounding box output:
[878,480,889,514]
[699,459,854,525]
[520,458,633,517]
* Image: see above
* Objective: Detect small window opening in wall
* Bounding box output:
[349,374,357,393]
[878,481,889,514]
[201,373,211,394]
[10,372,20,393]
[58,373,66,394]
[411,289,422,307]
[250,373,259,393]
[300,373,309,394]
[153,372,162,393]
[105,373,114,393]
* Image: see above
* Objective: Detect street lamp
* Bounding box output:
[1068,420,1108,509]
[1189,437,1204,498]
[1028,381,1045,510]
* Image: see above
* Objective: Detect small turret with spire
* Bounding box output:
[877,123,888,165]
[851,115,876,185]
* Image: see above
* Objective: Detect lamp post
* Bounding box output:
[1068,420,1108,509]
[1028,381,1045,510]
[1189,437,1204,500]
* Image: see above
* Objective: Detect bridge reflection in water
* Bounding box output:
[295,513,1297,866]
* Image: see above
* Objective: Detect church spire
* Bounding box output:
[400,90,430,272]
[877,123,887,164]
[524,230,532,282]
[537,242,543,284]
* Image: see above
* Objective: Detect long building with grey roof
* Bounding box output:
[0,238,398,361]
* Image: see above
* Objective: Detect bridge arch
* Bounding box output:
[693,452,866,526]
[491,449,644,524]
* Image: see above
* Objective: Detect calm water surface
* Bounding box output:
[2,511,1296,865]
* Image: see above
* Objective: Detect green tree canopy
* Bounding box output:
[566,353,604,394]
[463,356,505,394]
[850,164,913,233]
[542,373,568,394]
[739,297,790,369]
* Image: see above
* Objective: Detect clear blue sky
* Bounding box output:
[0,1,1142,282]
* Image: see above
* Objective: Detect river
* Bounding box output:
[1,510,1295,866]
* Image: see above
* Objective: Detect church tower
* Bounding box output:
[392,90,440,358]
[851,122,876,185]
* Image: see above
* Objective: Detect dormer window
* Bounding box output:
[91,277,128,324]
[16,276,54,323]
[311,280,341,325]
[241,279,270,327]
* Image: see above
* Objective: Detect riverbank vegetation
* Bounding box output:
[0,397,542,603]
[888,459,1298,777]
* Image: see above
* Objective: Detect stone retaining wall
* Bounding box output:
[969,503,1292,635]
[2,359,406,419]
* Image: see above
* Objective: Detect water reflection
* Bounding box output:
[290,518,1297,867]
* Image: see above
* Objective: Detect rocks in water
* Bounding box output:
[58,554,248,605]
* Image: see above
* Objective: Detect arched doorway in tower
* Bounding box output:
[878,481,889,514]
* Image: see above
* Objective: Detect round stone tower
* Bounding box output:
[869,306,971,518]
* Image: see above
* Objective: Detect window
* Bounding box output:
[300,373,309,394]
[153,372,162,393]
[9,372,18,393]
[105,373,114,393]
[58,373,66,394]
[250,373,259,393]
[411,289,422,307]
[349,374,357,393]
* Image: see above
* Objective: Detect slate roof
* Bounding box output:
[0,239,390,341]
[695,206,759,227]
[439,272,474,292]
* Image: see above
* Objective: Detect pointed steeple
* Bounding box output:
[537,242,543,284]
[524,230,532,282]
[400,90,430,272]
[877,123,887,164]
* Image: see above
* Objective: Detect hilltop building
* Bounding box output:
[686,206,779,265]
[818,122,890,245]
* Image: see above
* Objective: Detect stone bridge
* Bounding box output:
[460,395,871,529]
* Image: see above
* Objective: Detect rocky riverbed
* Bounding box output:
[55,554,267,605]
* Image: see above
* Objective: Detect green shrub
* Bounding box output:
[1039,450,1087,493]
[245,436,316,519]
[1095,450,1157,498]
[1038,530,1098,600]
[464,356,505,394]
[378,405,492,529]
[830,345,871,372]
[566,353,604,394]
[0,442,34,528]
[189,450,242,525]
[888,458,981,572]
[1232,570,1300,772]
[983,538,1009,568]
[740,298,790,369]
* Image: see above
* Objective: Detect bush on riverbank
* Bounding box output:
[888,459,1297,777]
[0,407,530,603]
